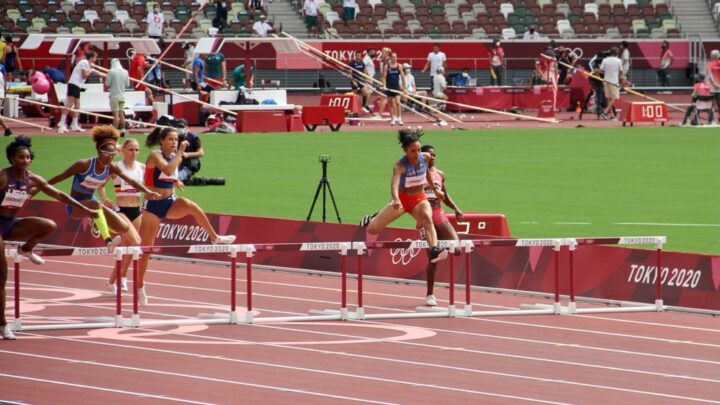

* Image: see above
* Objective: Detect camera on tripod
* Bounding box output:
[307,154,341,223]
[184,177,225,186]
[319,155,330,163]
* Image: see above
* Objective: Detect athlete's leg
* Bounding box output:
[165,197,234,243]
[367,202,404,235]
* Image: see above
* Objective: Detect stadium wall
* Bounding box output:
[20,200,720,312]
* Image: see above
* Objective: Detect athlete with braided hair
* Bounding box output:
[0,136,98,340]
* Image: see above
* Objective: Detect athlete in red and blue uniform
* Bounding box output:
[361,128,448,265]
[136,127,235,305]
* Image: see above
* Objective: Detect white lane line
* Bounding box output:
[0,348,570,405]
[18,267,720,349]
[0,373,218,405]
[614,222,720,228]
[555,222,593,225]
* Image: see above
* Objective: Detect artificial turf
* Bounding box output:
[6,126,719,254]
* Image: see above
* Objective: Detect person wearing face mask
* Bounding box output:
[453,68,472,87]
[657,40,674,87]
[523,25,541,40]
[147,6,165,39]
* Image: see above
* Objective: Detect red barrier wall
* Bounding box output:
[18,200,719,311]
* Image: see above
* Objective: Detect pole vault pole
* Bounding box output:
[410,93,560,124]
[1,115,52,131]
[140,1,210,83]
[541,54,684,112]
[281,32,461,125]
[92,64,238,117]
[16,98,172,130]
[131,51,226,89]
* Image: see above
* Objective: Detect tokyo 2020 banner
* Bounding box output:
[19,200,719,312]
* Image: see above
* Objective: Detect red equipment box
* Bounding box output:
[320,94,362,114]
[447,213,511,237]
[302,106,346,131]
[234,111,289,132]
[620,101,668,127]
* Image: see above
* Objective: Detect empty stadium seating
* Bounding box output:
[0,0,682,39]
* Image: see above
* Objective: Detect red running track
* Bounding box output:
[2,255,719,404]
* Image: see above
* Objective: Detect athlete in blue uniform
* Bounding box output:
[382,52,406,126]
[361,129,447,264]
[348,50,372,113]
[47,126,159,256]
[0,136,97,339]
[136,127,235,305]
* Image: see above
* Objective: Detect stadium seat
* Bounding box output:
[471,27,487,38]
[556,3,570,17]
[624,0,638,6]
[584,3,599,18]
[556,18,572,34]
[7,9,22,24]
[472,3,486,15]
[115,10,131,25]
[661,18,676,32]
[71,26,86,34]
[32,17,48,31]
[84,10,100,27]
[56,26,71,34]
[499,3,514,19]
[502,27,516,39]
[104,2,119,14]
[123,19,140,34]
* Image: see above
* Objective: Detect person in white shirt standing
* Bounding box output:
[343,0,357,24]
[252,14,274,37]
[146,6,165,39]
[421,43,446,79]
[620,41,631,83]
[303,0,320,37]
[105,58,130,137]
[599,47,623,120]
[59,51,99,133]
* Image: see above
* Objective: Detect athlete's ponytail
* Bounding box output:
[6,135,34,163]
[146,127,176,147]
[397,128,423,149]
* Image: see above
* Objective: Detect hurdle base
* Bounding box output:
[83,315,124,328]
[12,318,22,332]
[415,305,451,314]
[309,308,358,320]
[199,311,256,324]
[655,299,665,312]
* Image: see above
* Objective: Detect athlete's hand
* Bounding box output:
[454,209,464,223]
[102,198,114,209]
[391,199,401,210]
[178,140,189,153]
[176,181,185,191]
[434,189,445,201]
[147,191,162,200]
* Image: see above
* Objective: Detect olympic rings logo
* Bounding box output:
[390,238,421,266]
[570,47,584,61]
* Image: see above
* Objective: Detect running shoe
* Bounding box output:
[3,128,12,137]
[138,287,148,305]
[106,282,117,297]
[17,247,45,265]
[359,212,378,227]
[121,277,128,292]
[397,120,405,126]
[214,235,236,244]
[429,246,448,263]
[425,295,437,306]
[71,124,86,132]
[1,325,16,340]
[106,235,122,255]
[58,124,69,134]
[362,106,372,114]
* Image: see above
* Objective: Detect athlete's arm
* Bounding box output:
[46,160,88,186]
[97,182,114,208]
[110,163,160,198]
[424,153,444,201]
[151,142,188,177]
[30,172,98,217]
[390,162,403,209]
[437,169,462,221]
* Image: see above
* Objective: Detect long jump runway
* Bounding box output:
[2,256,719,404]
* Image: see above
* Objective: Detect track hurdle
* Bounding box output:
[564,236,666,314]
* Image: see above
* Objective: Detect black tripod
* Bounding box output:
[306,155,341,223]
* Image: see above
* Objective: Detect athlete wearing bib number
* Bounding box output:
[136,127,236,305]
[47,126,159,263]
[418,144,463,307]
[0,136,98,340]
[98,138,146,295]
[361,129,448,265]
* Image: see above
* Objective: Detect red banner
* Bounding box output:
[18,201,719,311]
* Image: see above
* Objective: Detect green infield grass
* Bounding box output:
[5,126,718,254]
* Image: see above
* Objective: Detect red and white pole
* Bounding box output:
[114,249,123,327]
[355,242,366,320]
[655,237,665,311]
[243,245,256,324]
[13,252,20,329]
[131,248,140,327]
[229,246,238,324]
[567,239,577,314]
[553,240,562,314]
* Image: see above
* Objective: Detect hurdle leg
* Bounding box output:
[340,252,348,320]
[463,241,473,317]
[655,238,665,311]
[567,240,577,314]
[229,247,239,324]
[13,254,21,331]
[553,241,562,314]
[114,250,123,327]
[356,252,365,320]
[448,254,456,318]
[244,248,255,324]
[131,249,140,327]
